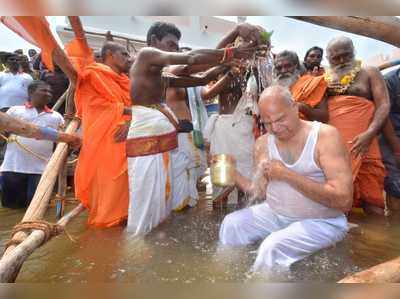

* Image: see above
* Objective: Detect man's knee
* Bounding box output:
[253,234,294,272]
[219,209,252,245]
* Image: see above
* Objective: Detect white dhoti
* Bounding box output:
[219,203,348,272]
[204,113,254,180]
[126,105,177,236]
[172,132,208,210]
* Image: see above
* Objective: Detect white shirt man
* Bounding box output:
[0,71,33,110]
[0,102,64,208]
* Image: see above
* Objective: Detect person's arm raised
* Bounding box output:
[216,23,263,49]
[139,45,256,69]
[201,73,232,101]
[165,65,229,88]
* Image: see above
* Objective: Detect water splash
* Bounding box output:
[245,162,268,208]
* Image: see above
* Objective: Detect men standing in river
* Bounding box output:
[126,22,264,236]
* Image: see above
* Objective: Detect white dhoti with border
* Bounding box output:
[126,105,177,236]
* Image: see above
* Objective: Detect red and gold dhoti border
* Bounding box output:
[126,131,178,157]
[126,104,179,236]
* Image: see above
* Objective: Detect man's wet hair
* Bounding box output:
[304,46,323,61]
[27,80,50,97]
[146,22,181,46]
[274,50,301,68]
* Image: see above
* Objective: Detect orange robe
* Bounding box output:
[328,95,385,208]
[74,63,131,227]
[291,74,327,120]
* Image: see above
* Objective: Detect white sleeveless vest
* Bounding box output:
[266,121,343,219]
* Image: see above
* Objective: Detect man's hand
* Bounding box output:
[58,132,81,149]
[350,130,375,157]
[114,121,130,143]
[236,23,262,46]
[263,159,288,181]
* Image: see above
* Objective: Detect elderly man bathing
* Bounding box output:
[219,85,353,273]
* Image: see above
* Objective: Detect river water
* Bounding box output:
[1,195,399,283]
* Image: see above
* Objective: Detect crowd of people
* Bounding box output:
[1,20,400,275]
[0,48,77,209]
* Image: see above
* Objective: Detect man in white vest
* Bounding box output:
[219,85,353,274]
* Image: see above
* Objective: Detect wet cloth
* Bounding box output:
[219,203,348,272]
[186,86,208,178]
[328,95,385,208]
[126,105,178,236]
[74,63,131,228]
[204,112,254,181]
[172,132,205,211]
[290,74,327,120]
[219,121,347,271]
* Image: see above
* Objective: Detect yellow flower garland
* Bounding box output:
[324,60,362,94]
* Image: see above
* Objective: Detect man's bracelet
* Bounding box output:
[38,126,59,142]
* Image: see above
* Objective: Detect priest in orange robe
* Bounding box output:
[72,42,133,227]
[273,50,328,123]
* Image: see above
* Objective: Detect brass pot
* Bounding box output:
[211,154,236,187]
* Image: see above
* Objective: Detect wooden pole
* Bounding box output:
[289,17,400,48]
[55,156,68,220]
[0,204,86,283]
[2,119,80,259]
[339,256,400,283]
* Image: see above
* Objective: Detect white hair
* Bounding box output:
[259,85,294,106]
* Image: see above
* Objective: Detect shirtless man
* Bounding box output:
[219,85,353,274]
[145,22,230,210]
[201,29,270,205]
[325,36,390,214]
[126,22,263,235]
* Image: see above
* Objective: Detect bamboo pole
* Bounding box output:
[0,204,86,283]
[2,119,79,259]
[339,256,400,283]
[55,156,68,220]
[55,83,75,220]
[289,17,400,48]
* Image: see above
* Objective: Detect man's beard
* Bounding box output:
[273,69,301,88]
[305,61,320,71]
[329,59,356,82]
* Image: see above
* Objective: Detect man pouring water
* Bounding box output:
[218,85,353,274]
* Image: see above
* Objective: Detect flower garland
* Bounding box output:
[324,60,362,94]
